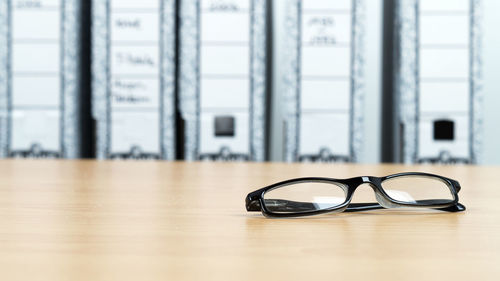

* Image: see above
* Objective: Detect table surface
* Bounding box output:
[0,160,499,280]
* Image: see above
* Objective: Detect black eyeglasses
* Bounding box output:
[246,172,465,217]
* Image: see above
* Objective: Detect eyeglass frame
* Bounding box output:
[246,172,466,217]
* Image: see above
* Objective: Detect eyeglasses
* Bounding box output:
[246,172,465,217]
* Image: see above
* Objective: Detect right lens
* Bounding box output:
[381,175,454,204]
[263,181,347,214]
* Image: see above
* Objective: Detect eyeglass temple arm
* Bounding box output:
[344,203,384,212]
[345,202,466,212]
[247,198,465,213]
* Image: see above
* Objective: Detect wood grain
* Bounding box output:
[0,160,499,281]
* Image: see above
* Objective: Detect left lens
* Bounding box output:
[262,181,347,214]
[380,175,455,204]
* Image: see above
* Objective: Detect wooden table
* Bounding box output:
[0,160,499,280]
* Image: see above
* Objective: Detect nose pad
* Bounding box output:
[372,185,401,209]
[374,192,401,208]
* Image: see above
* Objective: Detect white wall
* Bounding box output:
[269,0,384,163]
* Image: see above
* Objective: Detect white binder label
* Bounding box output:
[10,0,61,154]
[199,0,251,157]
[417,1,470,159]
[298,0,352,159]
[109,0,161,156]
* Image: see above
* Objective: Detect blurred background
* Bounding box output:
[0,0,499,164]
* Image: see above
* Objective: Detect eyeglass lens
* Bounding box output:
[262,182,348,214]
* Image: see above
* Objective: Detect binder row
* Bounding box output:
[0,0,483,164]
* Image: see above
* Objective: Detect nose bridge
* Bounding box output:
[354,178,400,209]
[361,176,371,184]
[349,177,379,192]
[353,177,379,193]
[360,176,379,185]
